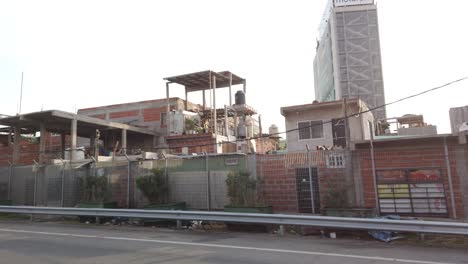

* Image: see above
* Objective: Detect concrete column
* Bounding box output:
[228,73,233,106]
[90,135,95,159]
[61,134,66,159]
[13,126,21,164]
[203,89,206,111]
[39,123,46,163]
[166,82,170,114]
[224,105,229,138]
[121,129,127,155]
[184,88,188,111]
[70,119,77,161]
[243,80,247,104]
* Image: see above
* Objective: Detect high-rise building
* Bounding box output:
[314,0,386,120]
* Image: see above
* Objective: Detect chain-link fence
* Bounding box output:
[0,154,249,210]
[0,147,466,220]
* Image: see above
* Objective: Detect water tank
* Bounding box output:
[235,90,246,105]
[269,124,279,135]
[237,123,247,138]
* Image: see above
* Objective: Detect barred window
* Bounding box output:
[327,153,345,168]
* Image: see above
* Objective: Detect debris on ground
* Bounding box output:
[368,215,406,243]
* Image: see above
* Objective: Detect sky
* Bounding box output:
[0,0,467,134]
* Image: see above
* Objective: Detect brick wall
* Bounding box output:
[78,98,198,130]
[255,138,278,154]
[256,151,340,213]
[0,133,68,166]
[357,141,467,219]
[110,110,139,119]
[166,133,215,154]
[257,154,298,212]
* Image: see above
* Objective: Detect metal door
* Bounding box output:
[296,168,320,214]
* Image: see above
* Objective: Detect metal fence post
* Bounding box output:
[7,161,12,201]
[370,132,379,216]
[127,160,131,209]
[205,152,211,211]
[61,162,65,207]
[124,154,131,209]
[306,146,316,214]
[444,137,457,219]
[33,161,38,206]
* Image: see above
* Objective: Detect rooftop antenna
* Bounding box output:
[18,72,24,115]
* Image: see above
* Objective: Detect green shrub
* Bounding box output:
[322,176,349,209]
[78,175,108,202]
[226,171,258,207]
[136,168,168,204]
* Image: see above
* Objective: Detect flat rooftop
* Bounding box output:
[0,110,158,137]
[164,70,245,92]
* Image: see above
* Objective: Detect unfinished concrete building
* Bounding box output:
[0,110,158,165]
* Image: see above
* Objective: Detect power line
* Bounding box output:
[125,75,468,151]
[3,76,468,155]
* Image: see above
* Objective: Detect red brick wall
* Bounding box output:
[256,154,298,212]
[91,114,106,119]
[256,152,346,213]
[256,138,278,154]
[110,110,138,119]
[166,133,215,154]
[0,133,68,166]
[143,106,175,122]
[358,144,466,219]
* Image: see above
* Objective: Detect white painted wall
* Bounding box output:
[283,102,374,152]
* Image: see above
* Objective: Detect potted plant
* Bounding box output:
[322,176,375,218]
[185,118,200,134]
[136,168,186,210]
[224,170,272,213]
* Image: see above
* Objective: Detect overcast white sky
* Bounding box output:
[0,0,467,134]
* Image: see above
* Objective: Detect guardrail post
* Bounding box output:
[418,233,426,241]
[278,225,285,236]
[176,220,182,229]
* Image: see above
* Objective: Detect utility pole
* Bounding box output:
[18,72,24,115]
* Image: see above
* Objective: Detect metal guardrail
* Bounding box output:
[1,206,467,235]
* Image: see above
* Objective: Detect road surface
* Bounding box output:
[0,221,466,264]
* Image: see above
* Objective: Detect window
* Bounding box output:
[326,153,345,168]
[298,120,323,140]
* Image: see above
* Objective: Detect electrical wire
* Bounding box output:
[2,76,467,154]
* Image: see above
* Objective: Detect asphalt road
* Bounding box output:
[0,221,466,264]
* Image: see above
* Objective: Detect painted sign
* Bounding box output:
[334,0,374,7]
[409,169,441,181]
